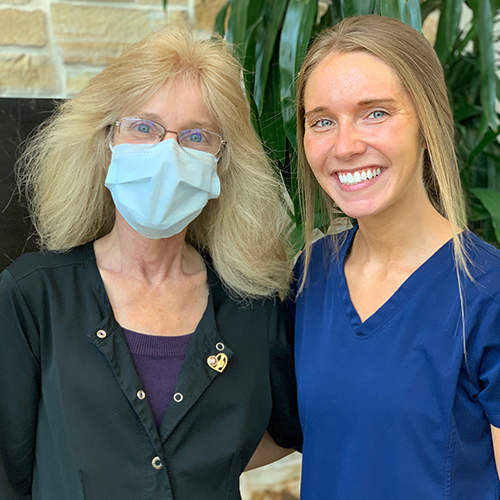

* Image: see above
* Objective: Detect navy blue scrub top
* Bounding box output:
[295,227,500,500]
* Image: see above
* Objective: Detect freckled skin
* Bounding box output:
[303,51,427,221]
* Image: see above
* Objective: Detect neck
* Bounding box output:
[352,188,452,267]
[94,211,203,284]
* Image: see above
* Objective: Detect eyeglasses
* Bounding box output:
[114,117,226,157]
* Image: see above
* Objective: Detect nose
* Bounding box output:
[162,131,179,143]
[332,121,366,160]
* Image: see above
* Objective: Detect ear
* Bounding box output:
[421,136,428,149]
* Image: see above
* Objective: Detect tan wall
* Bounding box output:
[0,0,228,97]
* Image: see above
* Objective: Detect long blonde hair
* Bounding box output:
[296,15,468,285]
[17,27,292,299]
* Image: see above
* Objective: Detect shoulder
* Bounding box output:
[4,243,94,284]
[464,233,500,296]
[295,228,354,279]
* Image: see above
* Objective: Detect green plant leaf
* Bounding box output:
[404,0,422,31]
[454,102,483,122]
[476,0,499,137]
[260,49,287,167]
[466,128,500,168]
[214,1,230,36]
[340,0,376,17]
[226,0,250,49]
[469,188,500,242]
[279,0,317,150]
[254,0,288,115]
[380,0,403,20]
[434,0,464,63]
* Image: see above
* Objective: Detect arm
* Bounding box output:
[491,425,500,479]
[245,431,294,471]
[266,296,303,451]
[0,270,41,499]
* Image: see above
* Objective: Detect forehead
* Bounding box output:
[126,78,216,128]
[304,51,412,111]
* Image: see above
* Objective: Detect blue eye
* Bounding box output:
[318,119,333,127]
[369,110,387,119]
[137,123,151,133]
[188,132,203,143]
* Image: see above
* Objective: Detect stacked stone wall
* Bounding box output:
[0,0,227,97]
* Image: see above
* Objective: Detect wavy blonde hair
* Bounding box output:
[17,27,292,299]
[296,15,468,286]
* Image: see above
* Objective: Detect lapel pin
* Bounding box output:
[207,353,228,373]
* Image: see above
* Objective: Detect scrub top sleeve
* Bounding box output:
[266,297,303,452]
[0,270,41,499]
[475,295,500,428]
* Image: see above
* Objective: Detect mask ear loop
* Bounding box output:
[215,140,227,162]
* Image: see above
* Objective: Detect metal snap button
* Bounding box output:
[137,390,146,400]
[173,392,183,403]
[151,456,163,470]
[96,329,107,339]
[216,342,225,351]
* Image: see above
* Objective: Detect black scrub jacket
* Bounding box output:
[0,242,301,500]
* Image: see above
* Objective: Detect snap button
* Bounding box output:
[96,329,107,339]
[151,456,163,470]
[216,342,225,351]
[173,392,183,403]
[137,390,146,400]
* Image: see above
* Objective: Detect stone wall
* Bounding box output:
[0,0,227,97]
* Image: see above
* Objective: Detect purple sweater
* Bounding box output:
[123,328,193,428]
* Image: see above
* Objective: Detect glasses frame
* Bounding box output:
[114,117,227,158]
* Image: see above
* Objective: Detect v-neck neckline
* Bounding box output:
[336,227,454,338]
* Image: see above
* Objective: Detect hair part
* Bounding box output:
[17,27,292,299]
[296,15,469,290]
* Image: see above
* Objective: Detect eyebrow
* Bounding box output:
[304,98,398,118]
[136,111,217,131]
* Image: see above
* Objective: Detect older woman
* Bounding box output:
[0,28,300,499]
[294,15,500,500]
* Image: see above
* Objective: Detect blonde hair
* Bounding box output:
[17,27,292,299]
[296,15,468,285]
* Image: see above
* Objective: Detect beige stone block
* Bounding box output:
[422,10,439,47]
[66,67,102,95]
[0,9,46,46]
[58,40,131,65]
[0,53,58,93]
[167,8,191,28]
[136,0,185,6]
[51,3,163,64]
[194,0,227,31]
[0,0,28,5]
[52,3,158,41]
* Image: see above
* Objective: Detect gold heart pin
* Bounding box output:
[207,353,228,373]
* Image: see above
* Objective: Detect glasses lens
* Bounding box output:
[178,129,222,155]
[119,118,164,144]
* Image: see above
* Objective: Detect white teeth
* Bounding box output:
[338,168,382,185]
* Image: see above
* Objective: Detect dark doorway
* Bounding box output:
[0,98,59,271]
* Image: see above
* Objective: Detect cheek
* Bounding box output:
[303,134,328,173]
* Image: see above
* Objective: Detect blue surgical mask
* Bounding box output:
[105,139,221,239]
